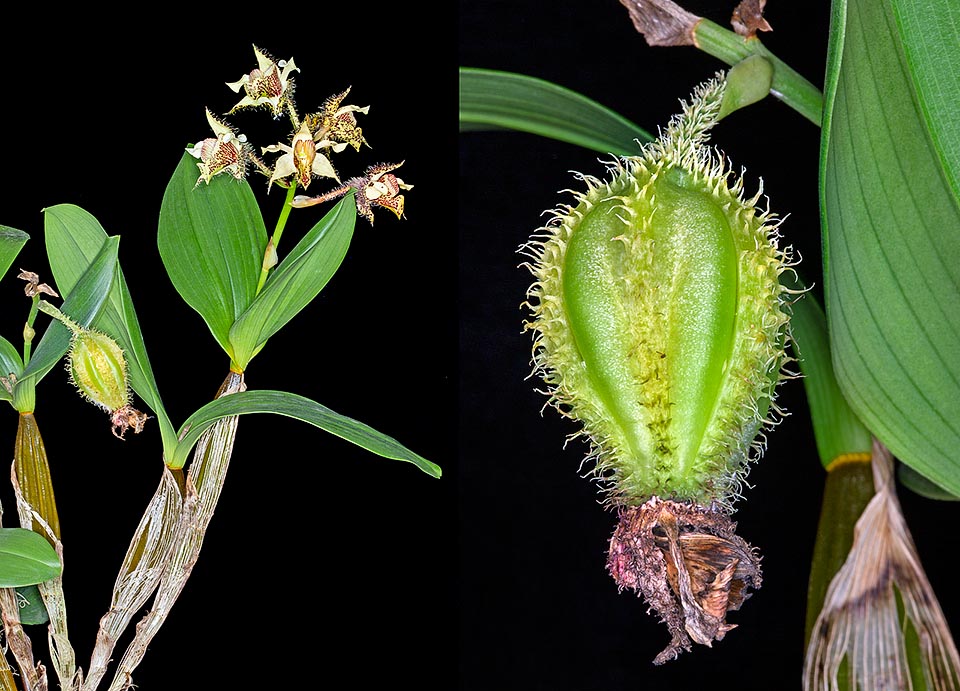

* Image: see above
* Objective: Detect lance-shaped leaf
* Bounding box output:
[0,226,28,279]
[21,236,118,385]
[0,337,22,403]
[787,276,872,468]
[13,585,49,625]
[820,0,960,495]
[459,68,652,155]
[44,204,176,454]
[0,528,61,587]
[158,152,268,362]
[229,193,355,369]
[171,390,440,477]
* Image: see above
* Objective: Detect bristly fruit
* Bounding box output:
[522,75,794,662]
[37,301,149,440]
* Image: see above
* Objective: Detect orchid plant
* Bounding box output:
[0,44,438,691]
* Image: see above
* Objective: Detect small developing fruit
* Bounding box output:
[522,75,793,662]
[39,301,148,439]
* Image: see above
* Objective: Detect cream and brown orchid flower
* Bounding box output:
[290,161,412,224]
[186,109,251,185]
[226,45,298,118]
[262,120,339,190]
[304,87,370,153]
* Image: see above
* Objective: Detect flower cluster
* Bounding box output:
[187,45,409,225]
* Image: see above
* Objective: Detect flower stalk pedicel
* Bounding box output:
[523,75,793,663]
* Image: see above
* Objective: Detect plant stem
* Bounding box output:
[11,419,76,689]
[694,18,823,126]
[81,466,181,691]
[0,586,42,691]
[14,414,61,542]
[0,647,18,691]
[100,371,244,691]
[256,183,298,294]
[22,294,43,368]
[34,301,79,334]
[804,455,874,646]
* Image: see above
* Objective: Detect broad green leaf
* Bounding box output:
[14,585,49,625]
[787,277,872,468]
[459,68,652,155]
[172,390,441,478]
[820,0,960,495]
[44,204,175,453]
[21,237,119,385]
[229,194,355,369]
[0,336,22,403]
[0,528,61,587]
[897,463,960,501]
[0,226,28,279]
[158,152,267,360]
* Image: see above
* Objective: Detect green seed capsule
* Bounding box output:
[37,300,148,439]
[523,76,793,661]
[525,76,790,508]
[69,329,129,414]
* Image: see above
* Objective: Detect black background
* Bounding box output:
[460,1,959,690]
[1,6,457,691]
[0,3,957,691]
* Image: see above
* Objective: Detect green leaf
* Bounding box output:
[787,277,872,468]
[158,152,268,360]
[820,0,960,494]
[172,390,441,478]
[22,236,119,385]
[229,194,355,369]
[0,528,61,587]
[14,585,49,625]
[897,463,960,501]
[459,67,652,155]
[0,336,22,403]
[44,204,176,454]
[0,226,28,279]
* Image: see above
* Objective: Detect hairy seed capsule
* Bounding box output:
[522,76,794,662]
[70,329,128,414]
[37,300,148,439]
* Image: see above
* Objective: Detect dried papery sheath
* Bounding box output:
[522,75,793,662]
[803,440,960,690]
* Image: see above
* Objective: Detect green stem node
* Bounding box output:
[694,18,823,125]
[257,183,298,294]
